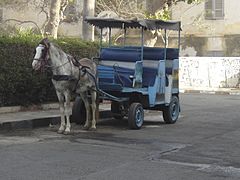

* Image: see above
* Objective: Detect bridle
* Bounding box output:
[33,44,50,72]
[34,43,71,72]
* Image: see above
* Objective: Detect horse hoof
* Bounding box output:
[83,126,90,130]
[89,127,97,131]
[57,130,64,134]
[63,131,71,135]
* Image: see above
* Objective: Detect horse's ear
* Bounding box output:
[40,38,50,48]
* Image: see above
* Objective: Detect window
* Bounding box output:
[205,0,224,20]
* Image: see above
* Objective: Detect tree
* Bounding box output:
[96,0,202,18]
[44,0,62,38]
[82,0,95,41]
[0,0,74,39]
[43,0,70,39]
[96,0,202,46]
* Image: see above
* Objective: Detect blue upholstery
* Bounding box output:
[123,46,179,60]
[98,65,115,83]
[113,66,134,87]
[98,65,134,89]
[143,67,158,87]
[100,48,141,62]
[100,47,179,62]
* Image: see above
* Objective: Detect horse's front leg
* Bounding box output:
[64,91,72,135]
[57,92,65,134]
[90,91,97,131]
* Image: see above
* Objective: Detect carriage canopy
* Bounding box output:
[85,17,181,31]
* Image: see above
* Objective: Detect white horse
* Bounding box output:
[32,38,97,134]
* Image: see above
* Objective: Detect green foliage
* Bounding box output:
[14,27,38,38]
[145,0,203,20]
[185,0,203,4]
[0,35,99,107]
[145,7,171,21]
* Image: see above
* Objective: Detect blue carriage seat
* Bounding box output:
[98,48,141,90]
[100,47,141,62]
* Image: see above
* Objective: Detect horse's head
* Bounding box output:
[32,38,50,71]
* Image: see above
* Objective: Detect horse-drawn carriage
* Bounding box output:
[72,17,181,130]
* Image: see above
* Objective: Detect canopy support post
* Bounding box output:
[124,28,127,47]
[178,27,181,57]
[141,27,144,61]
[108,28,112,47]
[164,29,167,61]
[100,28,103,48]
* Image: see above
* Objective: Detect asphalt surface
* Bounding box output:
[0,94,240,180]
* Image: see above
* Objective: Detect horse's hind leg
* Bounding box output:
[81,92,91,130]
[63,91,72,135]
[89,91,97,130]
[57,93,65,134]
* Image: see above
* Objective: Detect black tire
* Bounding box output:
[128,103,144,129]
[163,96,180,124]
[111,101,124,120]
[72,96,86,125]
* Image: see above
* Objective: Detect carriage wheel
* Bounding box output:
[72,96,86,125]
[128,103,144,129]
[163,95,180,124]
[111,101,124,120]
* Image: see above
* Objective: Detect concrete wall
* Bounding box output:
[179,57,240,89]
[1,0,83,37]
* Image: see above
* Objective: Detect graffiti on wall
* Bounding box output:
[179,57,240,89]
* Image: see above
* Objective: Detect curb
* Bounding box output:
[0,103,59,114]
[0,110,112,131]
[0,117,60,131]
[180,89,240,95]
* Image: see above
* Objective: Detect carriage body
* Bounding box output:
[73,17,181,129]
[97,46,179,108]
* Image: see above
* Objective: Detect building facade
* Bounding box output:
[172,0,240,57]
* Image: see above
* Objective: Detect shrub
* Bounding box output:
[0,35,99,107]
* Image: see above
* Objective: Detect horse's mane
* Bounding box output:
[39,38,65,55]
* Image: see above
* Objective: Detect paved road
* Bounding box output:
[0,94,240,180]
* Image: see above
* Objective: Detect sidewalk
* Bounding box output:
[0,103,111,131]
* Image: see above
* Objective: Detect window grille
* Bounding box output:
[205,0,224,20]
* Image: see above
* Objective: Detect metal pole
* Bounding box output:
[100,28,103,48]
[164,29,167,60]
[108,28,112,47]
[141,27,144,61]
[178,23,181,57]
[124,28,127,47]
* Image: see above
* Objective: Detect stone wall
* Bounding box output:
[179,57,240,89]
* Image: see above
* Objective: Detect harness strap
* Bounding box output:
[52,75,76,81]
[72,65,90,93]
